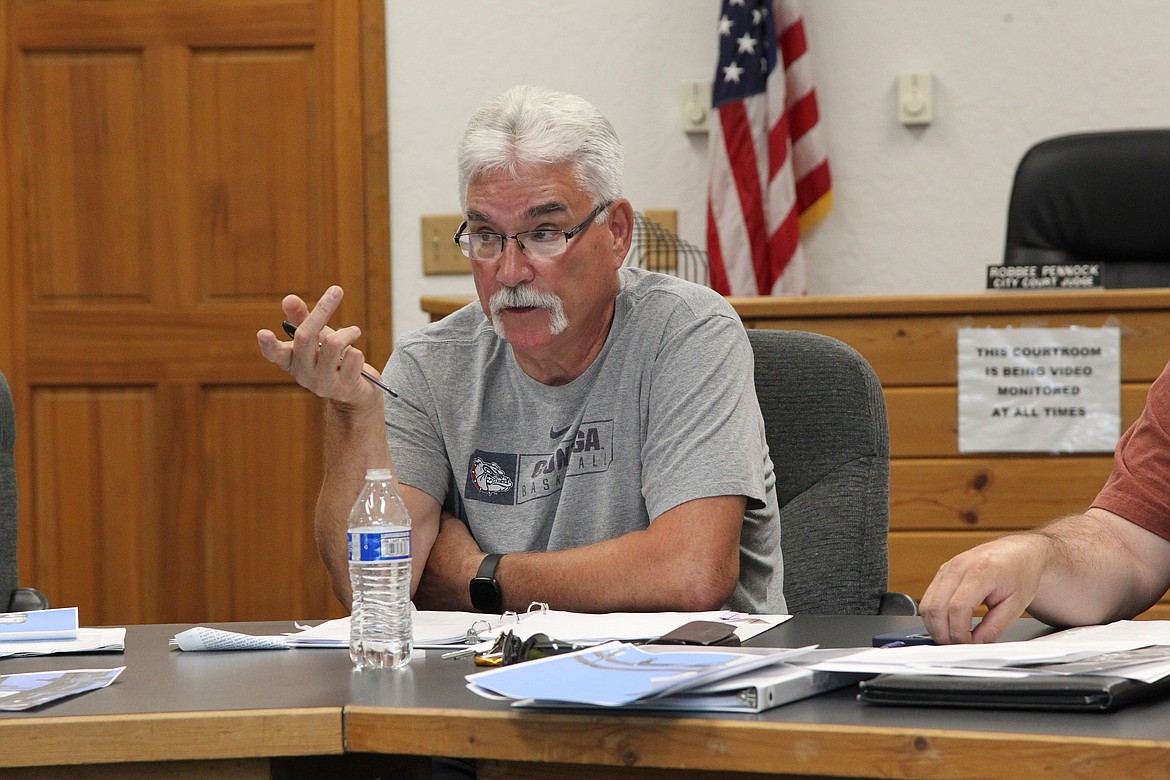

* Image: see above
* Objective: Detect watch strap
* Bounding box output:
[476,552,503,581]
[470,553,504,613]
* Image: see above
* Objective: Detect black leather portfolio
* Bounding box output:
[858,672,1170,712]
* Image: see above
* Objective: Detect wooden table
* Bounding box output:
[5,617,1170,778]
[345,614,1170,779]
[0,622,348,778]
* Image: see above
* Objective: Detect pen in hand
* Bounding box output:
[281,321,398,398]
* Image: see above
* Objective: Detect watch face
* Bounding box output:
[470,577,502,613]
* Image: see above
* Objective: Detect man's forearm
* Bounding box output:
[418,534,727,613]
[1017,524,1087,627]
[417,496,744,613]
[315,398,392,610]
[495,537,737,613]
[1027,511,1168,626]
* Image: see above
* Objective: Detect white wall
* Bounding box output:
[386,1,1170,339]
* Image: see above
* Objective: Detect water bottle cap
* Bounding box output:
[365,468,394,481]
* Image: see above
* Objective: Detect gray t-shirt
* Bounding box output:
[384,267,785,613]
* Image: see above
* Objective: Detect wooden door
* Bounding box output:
[1,0,390,624]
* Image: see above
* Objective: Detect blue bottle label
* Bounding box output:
[348,528,411,562]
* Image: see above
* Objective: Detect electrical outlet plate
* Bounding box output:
[420,214,471,275]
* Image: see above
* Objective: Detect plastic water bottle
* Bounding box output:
[348,468,413,669]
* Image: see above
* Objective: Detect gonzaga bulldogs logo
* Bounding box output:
[470,457,513,495]
[463,422,613,506]
[464,450,518,505]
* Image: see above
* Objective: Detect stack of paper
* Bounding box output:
[0,605,124,659]
[812,621,1170,683]
[172,610,792,652]
[465,643,863,713]
[472,610,789,646]
[172,613,475,651]
[0,607,79,642]
[0,629,126,658]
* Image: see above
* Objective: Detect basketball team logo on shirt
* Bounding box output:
[471,457,513,494]
[465,452,518,505]
[463,421,614,505]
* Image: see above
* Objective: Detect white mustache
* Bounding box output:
[490,284,562,311]
[488,285,569,337]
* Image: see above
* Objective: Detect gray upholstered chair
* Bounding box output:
[747,329,916,615]
[1,371,50,612]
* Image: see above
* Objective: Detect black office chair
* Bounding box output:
[747,329,917,616]
[1,371,50,612]
[1004,129,1170,288]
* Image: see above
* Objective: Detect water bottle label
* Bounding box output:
[348,528,411,562]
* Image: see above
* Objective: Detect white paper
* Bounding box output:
[817,620,1170,682]
[172,610,792,652]
[288,611,499,649]
[287,611,485,648]
[0,628,125,658]
[410,610,499,646]
[173,627,291,651]
[486,610,789,645]
[957,327,1121,453]
[1035,619,1170,645]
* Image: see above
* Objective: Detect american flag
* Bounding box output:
[706,0,832,296]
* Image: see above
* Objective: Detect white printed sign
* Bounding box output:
[958,327,1121,453]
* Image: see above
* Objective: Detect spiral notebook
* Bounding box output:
[418,606,789,648]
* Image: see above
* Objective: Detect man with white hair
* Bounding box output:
[258,85,784,616]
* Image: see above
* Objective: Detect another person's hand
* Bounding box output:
[920,534,1049,644]
[256,285,378,407]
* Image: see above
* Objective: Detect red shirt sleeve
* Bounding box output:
[1091,360,1170,541]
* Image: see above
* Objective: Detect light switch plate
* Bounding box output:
[680,81,712,133]
[898,70,933,126]
[421,214,471,275]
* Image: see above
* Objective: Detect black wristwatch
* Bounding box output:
[469,553,504,613]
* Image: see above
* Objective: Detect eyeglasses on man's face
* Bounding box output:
[453,201,613,262]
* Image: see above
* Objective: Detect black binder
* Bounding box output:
[858,672,1170,712]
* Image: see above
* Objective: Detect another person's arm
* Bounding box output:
[413,494,745,612]
[924,359,1170,643]
[921,509,1170,644]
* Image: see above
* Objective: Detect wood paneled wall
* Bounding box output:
[3,1,390,625]
[421,290,1170,618]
